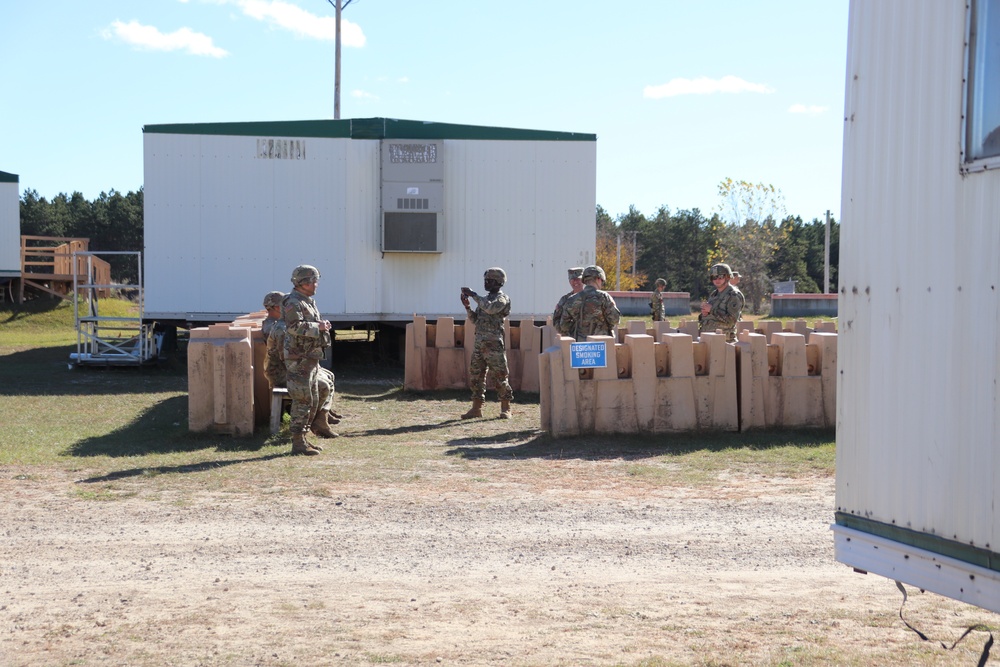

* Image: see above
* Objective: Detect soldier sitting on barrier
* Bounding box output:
[460,267,514,420]
[558,265,621,341]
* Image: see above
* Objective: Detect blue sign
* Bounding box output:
[570,341,607,368]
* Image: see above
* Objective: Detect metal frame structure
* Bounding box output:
[70,251,157,367]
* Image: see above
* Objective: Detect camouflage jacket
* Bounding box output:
[558,285,621,341]
[261,315,278,342]
[649,290,664,320]
[264,319,287,386]
[466,290,511,344]
[282,289,330,360]
[551,290,577,331]
[699,284,744,341]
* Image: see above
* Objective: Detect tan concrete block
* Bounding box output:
[772,332,808,377]
[595,380,636,434]
[587,336,619,381]
[788,319,809,336]
[538,350,552,431]
[756,320,783,342]
[652,321,676,339]
[435,348,468,390]
[187,326,254,436]
[813,320,837,333]
[810,332,838,426]
[615,343,631,379]
[768,376,825,427]
[627,334,656,430]
[412,316,427,348]
[677,320,700,338]
[403,323,425,391]
[653,377,698,432]
[435,317,456,348]
[664,333,695,377]
[627,320,646,336]
[736,340,767,431]
[654,341,669,377]
[700,332,729,377]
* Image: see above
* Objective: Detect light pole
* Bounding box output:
[326,0,357,120]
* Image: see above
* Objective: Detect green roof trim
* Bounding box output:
[0,170,19,183]
[835,512,1000,572]
[143,117,595,142]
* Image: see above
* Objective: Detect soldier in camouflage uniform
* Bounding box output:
[650,278,667,321]
[551,267,584,331]
[262,291,288,387]
[281,266,339,456]
[698,263,744,342]
[262,291,343,426]
[558,265,621,341]
[460,267,514,420]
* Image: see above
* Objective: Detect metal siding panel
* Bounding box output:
[0,181,19,275]
[144,130,596,322]
[839,0,999,558]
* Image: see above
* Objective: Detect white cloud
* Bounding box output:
[788,103,828,115]
[209,0,365,45]
[102,20,229,57]
[643,75,774,99]
[351,89,378,100]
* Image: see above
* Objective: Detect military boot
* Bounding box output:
[310,411,340,439]
[291,433,320,456]
[499,400,513,419]
[330,410,345,420]
[461,399,484,419]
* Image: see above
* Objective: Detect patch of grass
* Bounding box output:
[0,301,836,496]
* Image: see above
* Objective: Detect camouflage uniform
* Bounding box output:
[282,289,332,436]
[650,290,665,321]
[263,316,288,387]
[559,285,621,341]
[552,267,584,330]
[699,284,744,342]
[465,290,513,402]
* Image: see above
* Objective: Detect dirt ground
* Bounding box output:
[3,451,998,667]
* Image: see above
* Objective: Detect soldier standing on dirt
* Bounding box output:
[282,266,340,455]
[460,267,514,420]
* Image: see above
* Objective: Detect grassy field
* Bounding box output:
[0,298,835,491]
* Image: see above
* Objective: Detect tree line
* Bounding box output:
[19,188,144,285]
[596,179,839,314]
[18,179,838,314]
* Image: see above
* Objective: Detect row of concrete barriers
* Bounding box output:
[404,317,837,436]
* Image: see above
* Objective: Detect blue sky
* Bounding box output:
[1,0,849,222]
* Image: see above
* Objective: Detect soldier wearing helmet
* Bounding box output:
[557,265,621,341]
[262,289,343,432]
[650,277,667,322]
[281,265,338,455]
[551,267,585,331]
[699,263,744,342]
[459,267,514,419]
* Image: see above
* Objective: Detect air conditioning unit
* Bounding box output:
[380,140,443,253]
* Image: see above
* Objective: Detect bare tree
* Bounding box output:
[325,0,359,119]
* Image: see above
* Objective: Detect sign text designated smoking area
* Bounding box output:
[570,341,608,368]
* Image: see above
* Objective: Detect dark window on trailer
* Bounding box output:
[965,0,1000,168]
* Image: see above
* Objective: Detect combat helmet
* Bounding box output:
[654,278,667,288]
[484,267,507,286]
[582,265,606,282]
[262,291,285,308]
[291,264,321,286]
[710,263,733,278]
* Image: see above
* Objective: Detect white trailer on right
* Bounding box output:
[834,0,1000,614]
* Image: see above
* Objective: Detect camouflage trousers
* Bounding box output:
[468,339,512,402]
[285,359,333,434]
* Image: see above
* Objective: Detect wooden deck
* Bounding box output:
[18,236,111,302]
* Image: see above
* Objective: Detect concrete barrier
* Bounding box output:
[188,324,255,436]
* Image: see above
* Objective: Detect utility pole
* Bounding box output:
[824,210,831,293]
[616,233,622,291]
[326,0,357,120]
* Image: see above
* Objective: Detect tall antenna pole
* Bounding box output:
[326,0,357,120]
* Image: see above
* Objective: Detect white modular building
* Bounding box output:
[142,117,596,326]
[0,170,19,280]
[834,0,1000,613]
